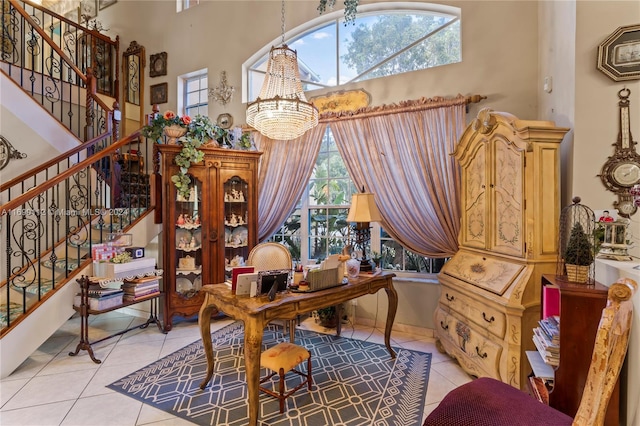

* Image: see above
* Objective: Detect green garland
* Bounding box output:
[143,113,252,200]
[317,0,359,24]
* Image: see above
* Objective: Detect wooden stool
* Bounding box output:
[259,342,312,413]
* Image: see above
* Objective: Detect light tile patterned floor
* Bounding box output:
[0,312,472,425]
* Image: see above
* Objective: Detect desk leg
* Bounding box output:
[384,285,398,359]
[244,317,264,426]
[199,293,217,389]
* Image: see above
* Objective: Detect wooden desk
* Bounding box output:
[198,271,397,426]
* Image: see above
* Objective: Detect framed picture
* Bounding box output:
[150,83,168,105]
[597,24,640,82]
[99,0,117,10]
[256,269,290,296]
[80,0,97,19]
[150,52,167,78]
[216,113,233,129]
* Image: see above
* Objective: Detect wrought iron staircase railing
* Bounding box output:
[0,0,161,337]
[1,0,119,141]
[0,130,158,335]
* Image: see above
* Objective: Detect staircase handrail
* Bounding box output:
[0,131,142,214]
[0,111,113,196]
[8,0,115,115]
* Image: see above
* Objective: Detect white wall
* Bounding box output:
[0,73,79,186]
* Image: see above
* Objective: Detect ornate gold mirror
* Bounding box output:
[122,41,145,135]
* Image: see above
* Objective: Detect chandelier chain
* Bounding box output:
[281,0,286,45]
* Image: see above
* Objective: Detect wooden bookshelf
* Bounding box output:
[537,274,619,425]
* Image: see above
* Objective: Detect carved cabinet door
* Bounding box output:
[490,137,525,257]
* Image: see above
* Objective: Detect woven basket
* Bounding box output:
[307,268,342,291]
[566,264,589,283]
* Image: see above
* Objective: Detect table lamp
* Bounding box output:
[346,190,382,272]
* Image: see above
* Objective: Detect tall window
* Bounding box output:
[245,3,461,101]
[269,127,447,275]
[177,0,199,12]
[184,74,208,117]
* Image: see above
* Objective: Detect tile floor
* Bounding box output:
[0,311,472,425]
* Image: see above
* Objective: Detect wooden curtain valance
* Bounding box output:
[318,94,486,123]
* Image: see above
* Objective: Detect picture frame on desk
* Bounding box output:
[257,269,290,296]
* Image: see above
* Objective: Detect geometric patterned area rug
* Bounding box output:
[108,321,431,426]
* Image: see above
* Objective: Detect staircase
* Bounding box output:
[0,0,161,378]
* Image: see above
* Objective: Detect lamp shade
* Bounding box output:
[246,44,319,140]
[347,193,382,223]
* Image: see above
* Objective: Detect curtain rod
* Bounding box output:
[318,94,487,123]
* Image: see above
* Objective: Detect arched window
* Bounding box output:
[244,2,461,101]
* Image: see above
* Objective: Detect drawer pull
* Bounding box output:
[446,293,455,302]
[475,346,488,358]
[440,321,449,330]
[482,312,495,323]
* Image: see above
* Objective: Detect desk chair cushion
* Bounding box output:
[423,377,572,426]
[259,342,313,414]
[261,342,310,372]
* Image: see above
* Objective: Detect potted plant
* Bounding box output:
[316,306,339,328]
[563,222,594,283]
[143,112,233,199]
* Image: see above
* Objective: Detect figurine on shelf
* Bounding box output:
[190,236,196,248]
[193,214,200,225]
[178,237,187,249]
[177,214,185,225]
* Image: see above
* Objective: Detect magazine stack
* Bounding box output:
[533,315,560,366]
[122,276,160,302]
[74,277,124,311]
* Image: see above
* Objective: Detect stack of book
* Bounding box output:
[122,276,160,302]
[74,279,124,311]
[533,315,560,366]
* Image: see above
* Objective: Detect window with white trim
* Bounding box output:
[184,74,208,117]
[177,0,199,13]
[245,3,461,102]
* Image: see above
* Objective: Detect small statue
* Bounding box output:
[193,214,200,225]
[190,236,196,248]
[178,237,187,248]
[177,214,185,225]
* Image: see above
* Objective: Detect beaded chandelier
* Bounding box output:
[246,1,318,140]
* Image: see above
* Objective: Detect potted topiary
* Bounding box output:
[563,222,594,283]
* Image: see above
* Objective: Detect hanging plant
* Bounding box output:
[317,0,359,24]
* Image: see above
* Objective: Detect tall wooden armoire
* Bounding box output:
[158,144,262,331]
[434,108,569,389]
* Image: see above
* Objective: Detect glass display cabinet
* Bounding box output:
[157,144,261,331]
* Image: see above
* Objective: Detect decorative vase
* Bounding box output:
[163,125,187,144]
[565,264,589,283]
[346,258,361,279]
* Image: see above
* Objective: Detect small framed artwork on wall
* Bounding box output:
[80,0,97,19]
[99,0,117,10]
[150,83,168,105]
[597,24,640,82]
[150,52,167,77]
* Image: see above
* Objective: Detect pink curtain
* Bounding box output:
[253,125,325,241]
[327,96,467,257]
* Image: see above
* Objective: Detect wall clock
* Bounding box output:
[598,88,640,217]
